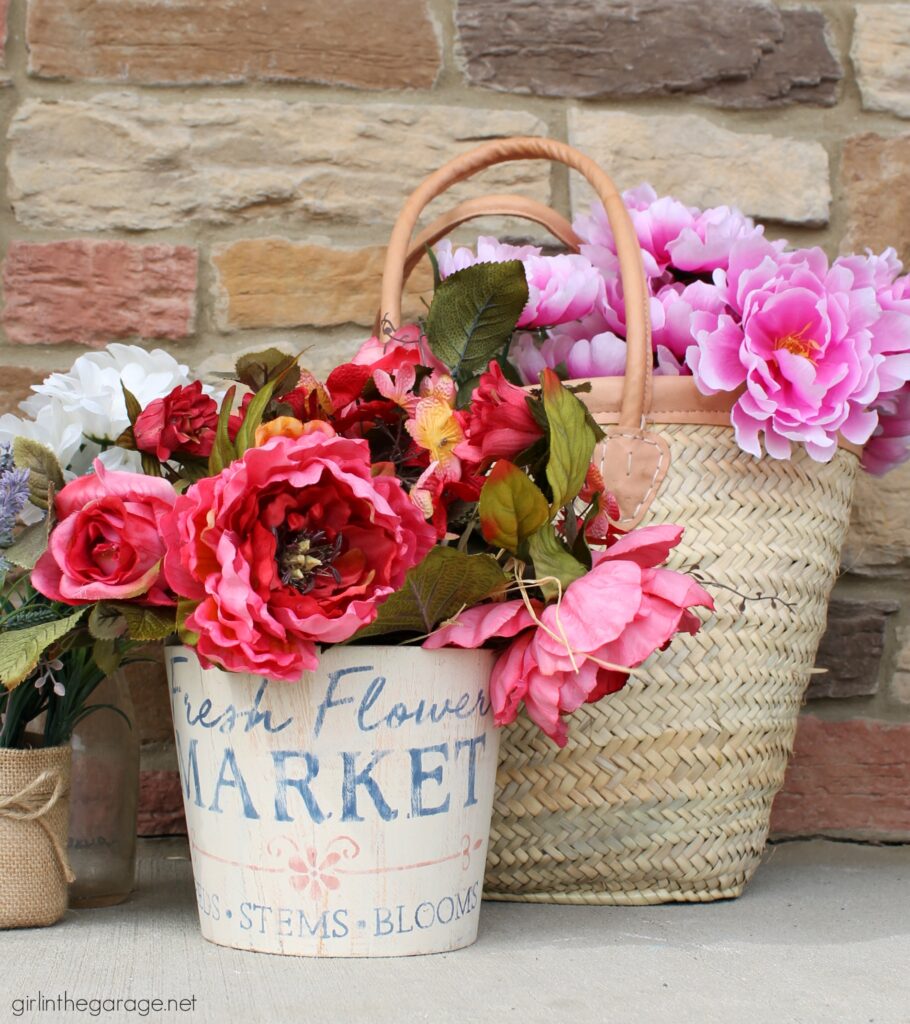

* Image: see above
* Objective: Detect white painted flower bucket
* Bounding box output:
[166,645,499,957]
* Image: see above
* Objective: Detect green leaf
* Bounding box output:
[176,599,201,646]
[120,604,177,642]
[121,383,143,428]
[425,243,442,291]
[478,460,550,554]
[0,607,87,689]
[235,375,283,456]
[208,385,237,476]
[140,453,163,477]
[354,547,507,640]
[527,526,587,600]
[13,437,64,511]
[235,349,301,398]
[88,603,128,641]
[425,261,529,382]
[3,518,50,570]
[540,368,596,510]
[92,637,121,677]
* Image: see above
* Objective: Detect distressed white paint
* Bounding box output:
[166,645,499,957]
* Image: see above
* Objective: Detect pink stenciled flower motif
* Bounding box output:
[425,525,713,746]
[288,846,344,900]
[434,237,605,329]
[688,236,885,462]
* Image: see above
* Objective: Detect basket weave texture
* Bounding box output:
[485,424,858,904]
[0,745,72,928]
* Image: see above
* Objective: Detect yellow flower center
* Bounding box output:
[774,323,820,364]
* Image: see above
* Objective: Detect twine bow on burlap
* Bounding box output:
[0,769,75,883]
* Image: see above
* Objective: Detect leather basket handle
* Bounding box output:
[379,136,653,430]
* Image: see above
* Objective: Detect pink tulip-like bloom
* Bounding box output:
[434,237,605,329]
[33,460,176,606]
[424,525,713,746]
[457,362,543,465]
[162,432,435,681]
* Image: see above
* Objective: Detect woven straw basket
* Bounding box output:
[380,137,858,904]
[0,744,74,927]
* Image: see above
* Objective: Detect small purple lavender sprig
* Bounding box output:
[0,443,31,548]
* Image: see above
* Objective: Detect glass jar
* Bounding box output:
[67,670,139,908]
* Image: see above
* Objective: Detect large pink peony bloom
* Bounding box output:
[688,237,886,461]
[425,525,713,746]
[162,432,436,681]
[33,460,176,606]
[435,237,605,329]
[509,310,629,383]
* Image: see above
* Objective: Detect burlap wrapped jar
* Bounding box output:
[0,745,74,928]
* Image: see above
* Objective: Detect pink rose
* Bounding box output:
[458,362,543,465]
[32,460,176,606]
[162,432,436,681]
[425,525,713,746]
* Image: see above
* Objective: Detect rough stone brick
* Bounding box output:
[843,460,910,575]
[892,627,910,704]
[137,770,185,837]
[458,0,840,108]
[770,716,910,839]
[0,0,8,67]
[841,132,910,265]
[0,366,53,415]
[26,0,440,89]
[212,240,435,331]
[568,109,831,225]
[852,4,910,118]
[807,599,899,699]
[7,96,550,232]
[2,240,197,346]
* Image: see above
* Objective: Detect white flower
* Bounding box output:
[25,344,194,446]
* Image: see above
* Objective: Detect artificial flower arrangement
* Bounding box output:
[447,185,910,474]
[0,261,713,750]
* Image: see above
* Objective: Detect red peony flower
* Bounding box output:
[458,362,543,467]
[161,431,436,681]
[133,381,218,462]
[32,461,176,606]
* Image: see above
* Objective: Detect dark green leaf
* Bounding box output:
[354,547,507,640]
[235,349,301,397]
[540,369,596,510]
[208,385,237,476]
[92,637,121,677]
[425,261,529,381]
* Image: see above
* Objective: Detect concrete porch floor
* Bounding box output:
[1,837,908,1024]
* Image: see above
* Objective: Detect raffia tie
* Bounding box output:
[0,769,75,883]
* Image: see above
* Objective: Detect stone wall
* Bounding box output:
[0,0,907,840]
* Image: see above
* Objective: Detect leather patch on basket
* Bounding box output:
[596,427,670,530]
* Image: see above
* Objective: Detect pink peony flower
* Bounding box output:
[425,525,713,746]
[162,432,436,681]
[509,311,628,383]
[435,237,605,329]
[863,383,910,475]
[32,460,176,606]
[351,324,447,375]
[688,237,885,461]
